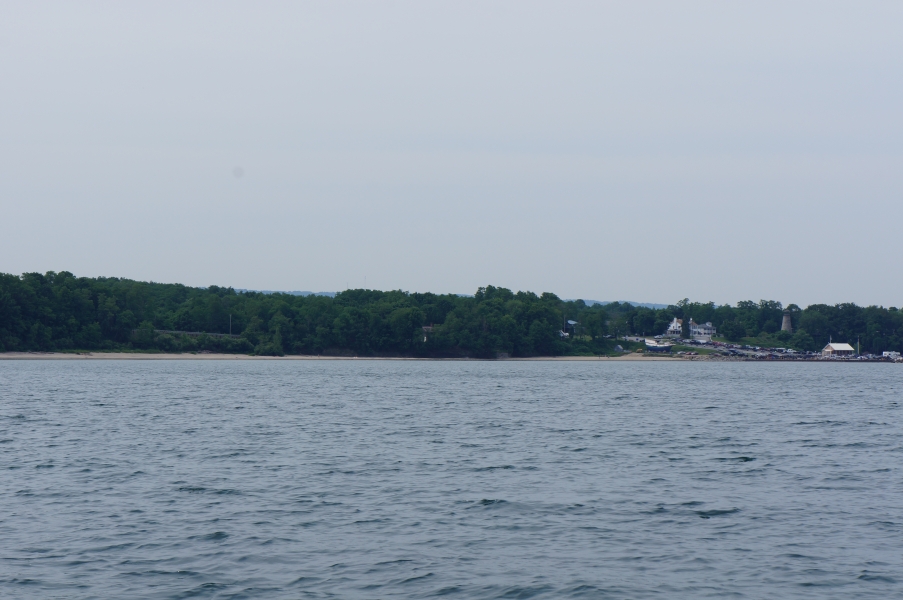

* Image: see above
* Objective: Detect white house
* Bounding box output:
[883,351,901,360]
[664,317,716,340]
[822,343,855,357]
[689,319,716,340]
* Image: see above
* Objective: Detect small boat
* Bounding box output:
[644,338,673,353]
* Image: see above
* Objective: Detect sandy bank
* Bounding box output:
[0,352,677,361]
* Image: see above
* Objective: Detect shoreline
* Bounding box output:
[0,352,675,361]
[1,352,895,363]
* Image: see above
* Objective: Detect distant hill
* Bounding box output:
[577,300,670,310]
[234,289,336,297]
[237,291,666,308]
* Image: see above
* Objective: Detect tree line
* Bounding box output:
[1,271,901,356]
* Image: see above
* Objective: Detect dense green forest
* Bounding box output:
[1,271,901,356]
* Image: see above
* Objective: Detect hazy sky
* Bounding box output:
[2,2,901,306]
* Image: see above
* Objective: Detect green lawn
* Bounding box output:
[672,344,717,355]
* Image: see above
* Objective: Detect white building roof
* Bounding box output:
[824,343,855,351]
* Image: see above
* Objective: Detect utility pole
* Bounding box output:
[229,314,232,336]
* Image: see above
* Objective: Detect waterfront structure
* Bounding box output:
[689,319,716,341]
[664,317,716,340]
[822,343,855,357]
[781,310,793,333]
[883,351,901,360]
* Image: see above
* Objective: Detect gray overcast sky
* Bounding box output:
[2,2,901,307]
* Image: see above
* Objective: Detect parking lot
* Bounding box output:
[624,336,902,361]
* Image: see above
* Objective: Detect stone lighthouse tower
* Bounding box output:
[781,309,793,333]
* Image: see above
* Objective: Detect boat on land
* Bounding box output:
[644,338,674,353]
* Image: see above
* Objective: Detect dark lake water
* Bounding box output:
[1,360,902,598]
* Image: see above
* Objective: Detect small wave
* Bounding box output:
[352,519,386,525]
[6,578,40,586]
[121,569,202,578]
[178,582,229,595]
[490,584,553,599]
[473,499,507,507]
[399,572,434,584]
[375,559,414,566]
[696,508,740,519]
[287,576,322,586]
[564,583,626,597]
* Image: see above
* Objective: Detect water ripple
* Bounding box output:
[0,360,901,598]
